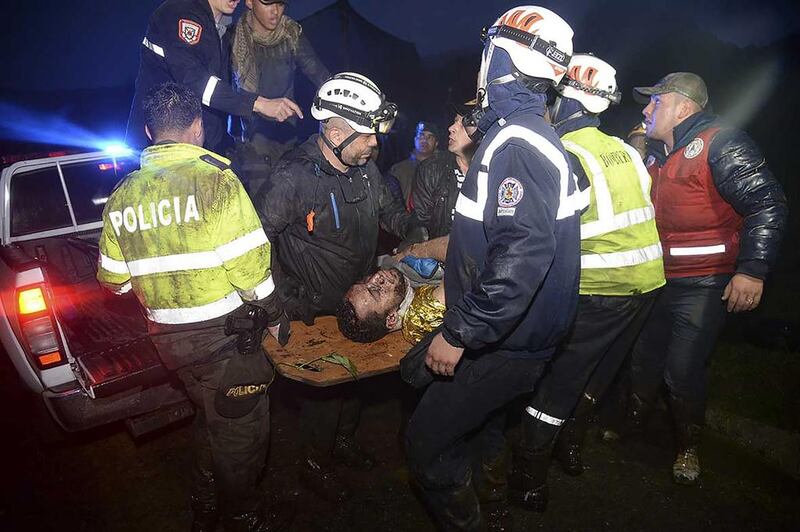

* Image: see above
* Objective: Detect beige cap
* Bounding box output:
[633,72,708,109]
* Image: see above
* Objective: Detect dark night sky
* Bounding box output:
[1,0,798,91]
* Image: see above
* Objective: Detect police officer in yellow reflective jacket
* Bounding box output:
[98,83,290,532]
[515,54,665,512]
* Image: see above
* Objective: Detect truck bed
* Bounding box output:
[14,235,168,398]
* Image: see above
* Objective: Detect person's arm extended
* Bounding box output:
[394,236,449,262]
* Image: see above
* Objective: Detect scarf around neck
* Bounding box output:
[232,11,302,92]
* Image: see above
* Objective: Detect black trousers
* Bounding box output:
[526,291,658,449]
[630,275,729,425]
[299,383,361,460]
[175,350,270,517]
[406,352,546,490]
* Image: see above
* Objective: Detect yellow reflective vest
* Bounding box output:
[562,127,665,296]
[97,143,274,324]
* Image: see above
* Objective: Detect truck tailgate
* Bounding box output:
[52,278,168,399]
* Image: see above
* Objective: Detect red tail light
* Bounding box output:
[18,286,47,314]
[16,284,67,369]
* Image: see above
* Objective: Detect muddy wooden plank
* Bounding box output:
[262,315,411,386]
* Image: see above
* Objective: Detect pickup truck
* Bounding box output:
[0,149,192,438]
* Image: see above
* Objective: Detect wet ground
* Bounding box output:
[1,362,799,532]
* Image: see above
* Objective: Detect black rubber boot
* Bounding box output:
[190,498,219,532]
[623,392,651,439]
[190,434,218,532]
[509,448,550,513]
[332,434,375,471]
[554,395,593,476]
[416,478,482,532]
[474,448,510,503]
[223,503,295,532]
[300,455,351,502]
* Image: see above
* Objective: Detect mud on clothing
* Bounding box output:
[257,136,418,321]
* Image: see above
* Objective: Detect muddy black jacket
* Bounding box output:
[126,0,258,152]
[410,151,462,238]
[257,136,419,320]
[649,112,787,279]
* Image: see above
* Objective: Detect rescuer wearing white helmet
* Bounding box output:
[257,72,425,500]
[405,6,586,530]
[517,52,666,511]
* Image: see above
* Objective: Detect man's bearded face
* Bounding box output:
[345,269,407,324]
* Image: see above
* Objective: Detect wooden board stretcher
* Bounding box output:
[262,316,411,386]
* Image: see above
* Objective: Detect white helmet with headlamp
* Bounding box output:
[311,72,397,135]
[477,5,574,102]
[557,53,622,113]
[312,72,397,165]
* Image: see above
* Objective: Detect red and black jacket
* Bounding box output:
[647,112,787,280]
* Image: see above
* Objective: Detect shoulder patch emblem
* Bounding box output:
[683,137,704,159]
[199,154,230,170]
[645,155,656,168]
[179,19,203,45]
[498,177,524,207]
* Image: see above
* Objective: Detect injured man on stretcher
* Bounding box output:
[336,236,448,344]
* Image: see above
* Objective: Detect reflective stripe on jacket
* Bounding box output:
[562,127,665,296]
[97,143,273,325]
[649,127,743,278]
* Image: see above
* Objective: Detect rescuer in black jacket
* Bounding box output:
[126,0,302,153]
[410,101,478,238]
[257,73,424,500]
[259,136,421,321]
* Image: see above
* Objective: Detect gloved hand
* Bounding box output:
[268,311,291,346]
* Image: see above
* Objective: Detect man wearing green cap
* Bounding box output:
[629,72,788,485]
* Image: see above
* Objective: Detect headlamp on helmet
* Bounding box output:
[557,53,621,114]
[313,97,397,134]
[562,77,621,105]
[312,72,397,135]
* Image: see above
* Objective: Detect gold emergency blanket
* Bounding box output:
[402,285,446,345]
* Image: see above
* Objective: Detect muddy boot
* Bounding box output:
[474,449,510,503]
[190,442,218,532]
[224,503,295,532]
[623,393,650,440]
[482,500,513,532]
[554,419,584,476]
[672,422,702,486]
[417,479,482,532]
[300,455,351,502]
[555,394,594,476]
[509,448,550,513]
[332,434,375,471]
[190,498,219,532]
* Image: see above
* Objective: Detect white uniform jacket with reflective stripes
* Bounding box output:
[97,143,274,326]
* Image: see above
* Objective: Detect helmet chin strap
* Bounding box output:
[549,95,585,129]
[321,127,362,167]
